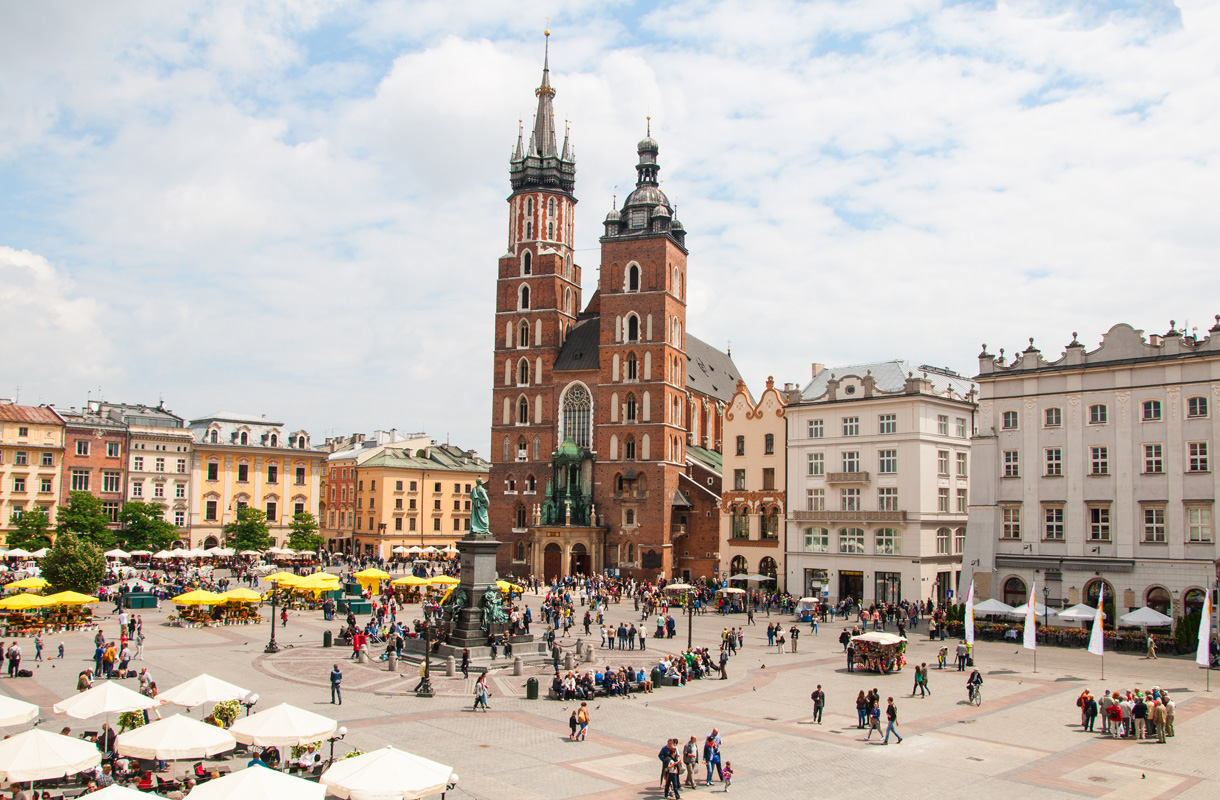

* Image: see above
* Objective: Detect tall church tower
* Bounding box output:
[489,35,581,540]
[593,128,691,578]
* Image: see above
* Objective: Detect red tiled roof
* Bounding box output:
[0,404,64,425]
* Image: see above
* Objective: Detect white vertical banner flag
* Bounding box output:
[1023,581,1037,650]
[964,580,976,646]
[1196,591,1212,666]
[1088,584,1106,656]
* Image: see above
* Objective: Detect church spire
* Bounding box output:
[509,29,576,195]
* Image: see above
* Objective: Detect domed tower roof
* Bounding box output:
[600,119,686,250]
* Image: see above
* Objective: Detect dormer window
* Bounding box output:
[296,435,306,449]
[269,434,278,447]
[209,430,218,443]
[239,432,248,445]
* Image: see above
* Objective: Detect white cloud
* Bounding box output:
[0,1,1217,450]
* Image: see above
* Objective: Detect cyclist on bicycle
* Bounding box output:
[966,669,984,703]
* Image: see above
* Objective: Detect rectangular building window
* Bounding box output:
[206,462,219,481]
[764,433,775,455]
[841,488,860,511]
[155,457,165,472]
[408,517,416,531]
[12,477,25,493]
[807,452,824,476]
[177,458,187,473]
[267,465,278,483]
[296,467,306,485]
[762,468,775,490]
[41,452,54,467]
[133,456,144,471]
[106,442,120,458]
[76,440,89,456]
[1144,444,1163,474]
[396,480,403,491]
[1142,399,1162,421]
[878,414,897,435]
[878,487,898,511]
[1002,506,1021,539]
[938,415,949,435]
[1088,506,1111,541]
[1044,407,1062,427]
[174,511,185,527]
[175,483,186,499]
[842,451,860,472]
[13,451,27,466]
[102,471,121,493]
[875,529,900,555]
[938,488,950,512]
[735,435,745,456]
[433,518,441,531]
[1090,446,1108,475]
[1043,506,1064,540]
[733,469,746,490]
[1004,450,1019,477]
[1188,396,1209,418]
[266,502,277,523]
[1188,442,1209,472]
[937,450,949,476]
[40,477,53,493]
[130,481,142,498]
[842,417,859,437]
[878,450,897,474]
[103,501,120,522]
[1002,410,1019,429]
[1142,507,1166,543]
[956,488,968,513]
[955,527,966,553]
[205,500,218,521]
[956,452,968,478]
[237,464,249,482]
[838,528,865,554]
[70,469,90,492]
[956,417,968,438]
[808,419,823,439]
[1085,403,1107,425]
[1187,506,1213,542]
[807,488,825,511]
[1045,448,1063,476]
[937,528,950,554]
[804,527,829,552]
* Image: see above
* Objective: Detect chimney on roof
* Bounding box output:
[811,363,825,379]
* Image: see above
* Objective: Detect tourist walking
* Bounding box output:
[329,664,342,705]
[883,697,903,744]
[473,674,491,711]
[576,701,589,740]
[682,736,699,788]
[702,729,723,786]
[811,684,825,724]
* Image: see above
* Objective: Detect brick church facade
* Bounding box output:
[490,40,739,584]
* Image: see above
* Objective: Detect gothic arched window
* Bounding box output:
[561,383,592,449]
[517,359,530,386]
[626,353,638,381]
[624,436,636,461]
[547,222,554,239]
[627,264,640,292]
[626,314,640,342]
[522,251,532,275]
[517,396,529,425]
[626,394,637,421]
[517,320,529,348]
[519,285,530,310]
[548,197,555,216]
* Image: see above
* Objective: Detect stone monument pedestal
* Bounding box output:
[440,532,535,653]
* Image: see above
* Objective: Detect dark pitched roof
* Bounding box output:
[685,334,740,403]
[554,317,601,371]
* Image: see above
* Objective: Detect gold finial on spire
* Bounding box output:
[646,115,651,136]
[545,17,550,37]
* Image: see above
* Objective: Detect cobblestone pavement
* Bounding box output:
[3,589,1218,800]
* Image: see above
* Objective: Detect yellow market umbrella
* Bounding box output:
[218,588,263,604]
[390,576,429,587]
[5,576,49,591]
[428,576,460,585]
[304,571,339,583]
[293,576,340,595]
[43,591,100,606]
[171,589,224,606]
[353,569,390,580]
[496,580,524,594]
[0,592,55,610]
[264,572,303,585]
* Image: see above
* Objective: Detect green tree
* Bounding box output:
[40,531,106,595]
[5,508,55,551]
[224,506,271,552]
[56,492,115,549]
[286,511,323,552]
[117,502,180,552]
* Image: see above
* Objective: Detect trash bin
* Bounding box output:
[323,630,333,648]
[525,677,539,700]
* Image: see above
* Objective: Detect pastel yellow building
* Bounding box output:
[187,412,325,549]
[0,402,66,540]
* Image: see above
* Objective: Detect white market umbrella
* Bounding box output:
[664,583,693,591]
[971,598,1015,616]
[53,681,163,720]
[159,674,250,709]
[186,765,325,800]
[104,549,131,559]
[207,547,236,557]
[0,728,101,783]
[31,548,49,558]
[727,573,750,581]
[115,713,235,760]
[421,546,439,553]
[1057,603,1101,621]
[1120,606,1174,627]
[128,550,153,557]
[1008,602,1059,619]
[0,695,39,727]
[90,785,161,800]
[391,546,409,554]
[153,550,174,559]
[229,703,338,748]
[320,745,457,800]
[406,546,423,554]
[4,549,31,558]
[851,631,906,646]
[239,550,263,556]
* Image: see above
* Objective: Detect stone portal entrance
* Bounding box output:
[543,543,562,581]
[570,542,590,576]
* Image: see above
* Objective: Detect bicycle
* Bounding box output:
[968,685,983,706]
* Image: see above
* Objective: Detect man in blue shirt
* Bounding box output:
[330,664,342,705]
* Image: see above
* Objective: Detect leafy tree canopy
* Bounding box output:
[5,508,55,551]
[224,506,271,552]
[56,492,115,550]
[41,531,106,595]
[286,512,323,552]
[118,502,180,552]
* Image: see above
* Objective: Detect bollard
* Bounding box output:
[513,656,523,677]
[574,638,583,655]
[357,647,368,664]
[584,648,595,663]
[446,655,456,677]
[387,652,397,671]
[564,652,574,670]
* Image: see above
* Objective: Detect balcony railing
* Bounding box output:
[827,471,870,483]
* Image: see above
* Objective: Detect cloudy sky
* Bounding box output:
[2,0,1217,453]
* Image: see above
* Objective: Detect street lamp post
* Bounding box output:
[1042,584,1050,628]
[265,586,280,654]
[417,605,435,698]
[686,593,694,650]
[327,726,347,762]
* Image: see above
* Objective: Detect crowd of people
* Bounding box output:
[1076,686,1176,743]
